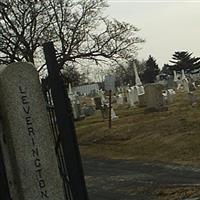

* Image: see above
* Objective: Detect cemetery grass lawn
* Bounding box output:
[76,90,200,166]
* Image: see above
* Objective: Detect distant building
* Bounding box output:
[73,83,99,95]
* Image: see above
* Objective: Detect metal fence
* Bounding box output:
[42,78,73,199]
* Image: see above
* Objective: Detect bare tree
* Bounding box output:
[113,59,146,86]
[0,0,144,69]
[0,0,53,64]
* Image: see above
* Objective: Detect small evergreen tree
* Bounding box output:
[141,55,160,83]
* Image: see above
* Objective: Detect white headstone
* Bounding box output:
[128,86,139,108]
[116,94,124,105]
[173,70,178,82]
[127,89,131,105]
[133,63,142,86]
[180,70,190,93]
[68,83,73,95]
[111,108,118,120]
[167,89,176,103]
[181,69,186,80]
[136,85,145,96]
[98,89,106,104]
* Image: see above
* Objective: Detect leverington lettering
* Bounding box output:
[19,86,49,199]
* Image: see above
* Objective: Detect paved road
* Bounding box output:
[82,157,200,200]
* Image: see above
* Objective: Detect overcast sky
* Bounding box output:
[106,0,200,68]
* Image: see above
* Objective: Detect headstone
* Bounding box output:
[126,89,131,105]
[116,94,124,105]
[173,71,178,89]
[133,63,142,86]
[163,89,176,104]
[129,86,139,108]
[0,62,65,200]
[111,108,118,120]
[138,85,146,107]
[68,84,81,119]
[138,94,146,107]
[182,78,189,93]
[122,86,129,103]
[181,69,186,80]
[100,104,109,120]
[177,78,182,90]
[162,90,168,104]
[173,70,178,82]
[136,85,145,96]
[167,89,176,104]
[188,78,196,91]
[68,83,73,95]
[117,87,121,93]
[145,83,166,112]
[167,76,176,89]
[98,89,106,104]
[69,92,84,120]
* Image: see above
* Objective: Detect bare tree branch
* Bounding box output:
[0,0,144,71]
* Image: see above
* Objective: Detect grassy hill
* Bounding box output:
[76,90,200,166]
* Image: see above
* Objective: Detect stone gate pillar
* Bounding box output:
[0,62,65,200]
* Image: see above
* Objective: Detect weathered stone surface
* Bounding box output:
[0,62,65,200]
[128,87,139,108]
[138,94,146,107]
[144,83,165,111]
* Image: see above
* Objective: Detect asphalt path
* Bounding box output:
[82,157,200,200]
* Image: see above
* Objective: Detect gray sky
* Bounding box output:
[106,0,200,68]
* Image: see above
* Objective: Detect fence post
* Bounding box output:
[43,42,89,200]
